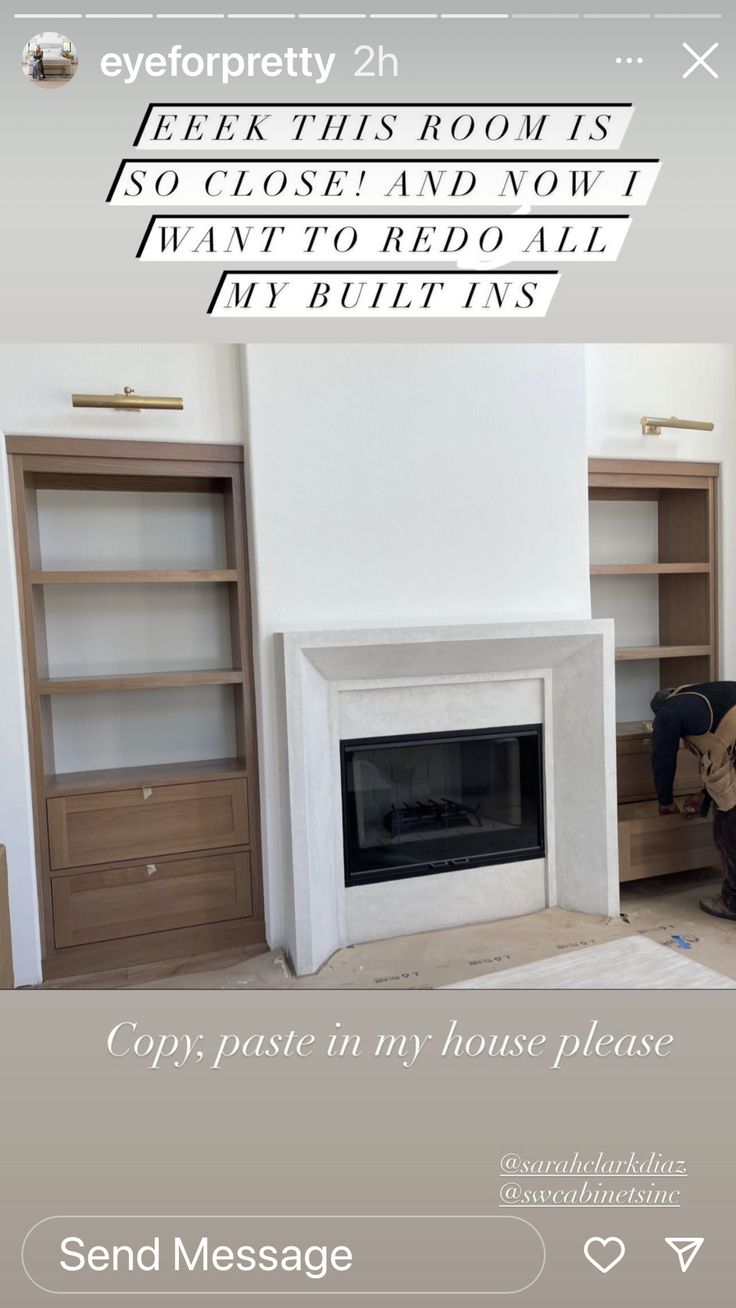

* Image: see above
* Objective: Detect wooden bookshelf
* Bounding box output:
[588,457,720,882]
[7,435,264,981]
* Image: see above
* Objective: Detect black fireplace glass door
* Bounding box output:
[341,726,544,886]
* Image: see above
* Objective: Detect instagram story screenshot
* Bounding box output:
[0,2,734,1304]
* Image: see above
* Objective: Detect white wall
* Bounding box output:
[586,343,736,678]
[242,344,590,959]
[0,344,245,985]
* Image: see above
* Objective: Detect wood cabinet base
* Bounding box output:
[42,914,265,981]
[618,801,719,883]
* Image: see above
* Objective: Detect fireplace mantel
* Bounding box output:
[279,621,619,976]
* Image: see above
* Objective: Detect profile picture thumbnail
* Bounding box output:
[22,32,78,88]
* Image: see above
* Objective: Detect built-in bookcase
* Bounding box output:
[588,458,719,882]
[7,436,264,980]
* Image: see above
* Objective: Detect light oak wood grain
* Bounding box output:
[618,802,718,882]
[614,644,711,662]
[31,570,239,585]
[38,940,268,989]
[0,847,14,989]
[616,737,701,804]
[588,457,718,478]
[6,435,265,981]
[45,757,247,797]
[48,779,249,870]
[589,457,720,884]
[52,851,252,948]
[6,435,243,462]
[590,563,710,576]
[38,669,244,695]
[43,918,265,980]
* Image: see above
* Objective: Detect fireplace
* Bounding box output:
[280,622,617,975]
[341,725,545,887]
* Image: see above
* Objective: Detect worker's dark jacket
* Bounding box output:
[652,682,736,806]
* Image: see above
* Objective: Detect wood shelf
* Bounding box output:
[617,720,654,739]
[591,563,710,576]
[615,645,711,663]
[30,570,238,585]
[38,669,244,695]
[44,757,248,797]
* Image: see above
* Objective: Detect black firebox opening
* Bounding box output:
[341,725,545,888]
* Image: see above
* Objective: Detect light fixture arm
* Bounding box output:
[71,387,183,412]
[641,415,714,436]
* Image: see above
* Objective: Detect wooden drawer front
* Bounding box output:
[617,746,656,802]
[617,738,702,802]
[619,812,717,883]
[48,780,249,870]
[52,851,252,948]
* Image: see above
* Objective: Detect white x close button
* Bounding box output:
[682,42,719,80]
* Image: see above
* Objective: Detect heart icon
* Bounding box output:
[583,1236,626,1274]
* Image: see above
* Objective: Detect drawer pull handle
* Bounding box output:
[142,786,152,800]
[146,864,157,876]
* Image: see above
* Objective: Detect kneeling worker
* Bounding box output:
[651,681,736,921]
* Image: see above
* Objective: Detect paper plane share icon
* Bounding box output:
[665,1237,704,1273]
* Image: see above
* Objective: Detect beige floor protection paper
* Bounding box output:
[120,867,736,990]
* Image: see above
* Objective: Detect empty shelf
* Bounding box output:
[45,756,248,796]
[617,720,654,738]
[38,669,244,694]
[30,570,238,584]
[590,563,710,575]
[614,645,711,662]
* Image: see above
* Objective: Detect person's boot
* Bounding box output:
[699,894,736,921]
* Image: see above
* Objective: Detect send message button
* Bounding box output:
[23,1215,545,1295]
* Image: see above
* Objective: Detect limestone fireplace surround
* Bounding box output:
[279,621,619,976]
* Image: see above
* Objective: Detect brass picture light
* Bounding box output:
[640,415,714,436]
[71,387,183,412]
